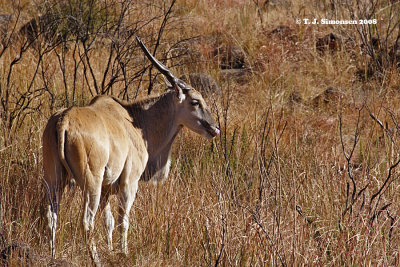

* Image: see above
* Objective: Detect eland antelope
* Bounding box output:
[42,37,220,264]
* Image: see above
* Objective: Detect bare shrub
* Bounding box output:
[340,0,400,77]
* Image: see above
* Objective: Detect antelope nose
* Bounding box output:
[211,127,220,137]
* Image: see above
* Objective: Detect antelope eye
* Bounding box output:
[191,100,200,106]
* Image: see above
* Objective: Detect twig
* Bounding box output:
[369,157,400,212]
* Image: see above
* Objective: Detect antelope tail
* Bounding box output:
[57,121,74,179]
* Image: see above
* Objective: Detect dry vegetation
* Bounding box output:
[1,0,400,265]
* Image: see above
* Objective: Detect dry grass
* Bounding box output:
[1,0,400,266]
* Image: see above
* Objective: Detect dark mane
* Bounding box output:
[112,91,170,111]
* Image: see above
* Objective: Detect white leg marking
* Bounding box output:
[120,212,130,255]
[90,239,101,267]
[104,202,115,251]
[46,204,57,258]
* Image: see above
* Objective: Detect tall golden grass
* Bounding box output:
[1,0,400,265]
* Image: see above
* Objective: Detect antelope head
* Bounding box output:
[137,37,220,139]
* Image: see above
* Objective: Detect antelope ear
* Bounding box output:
[174,84,185,103]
